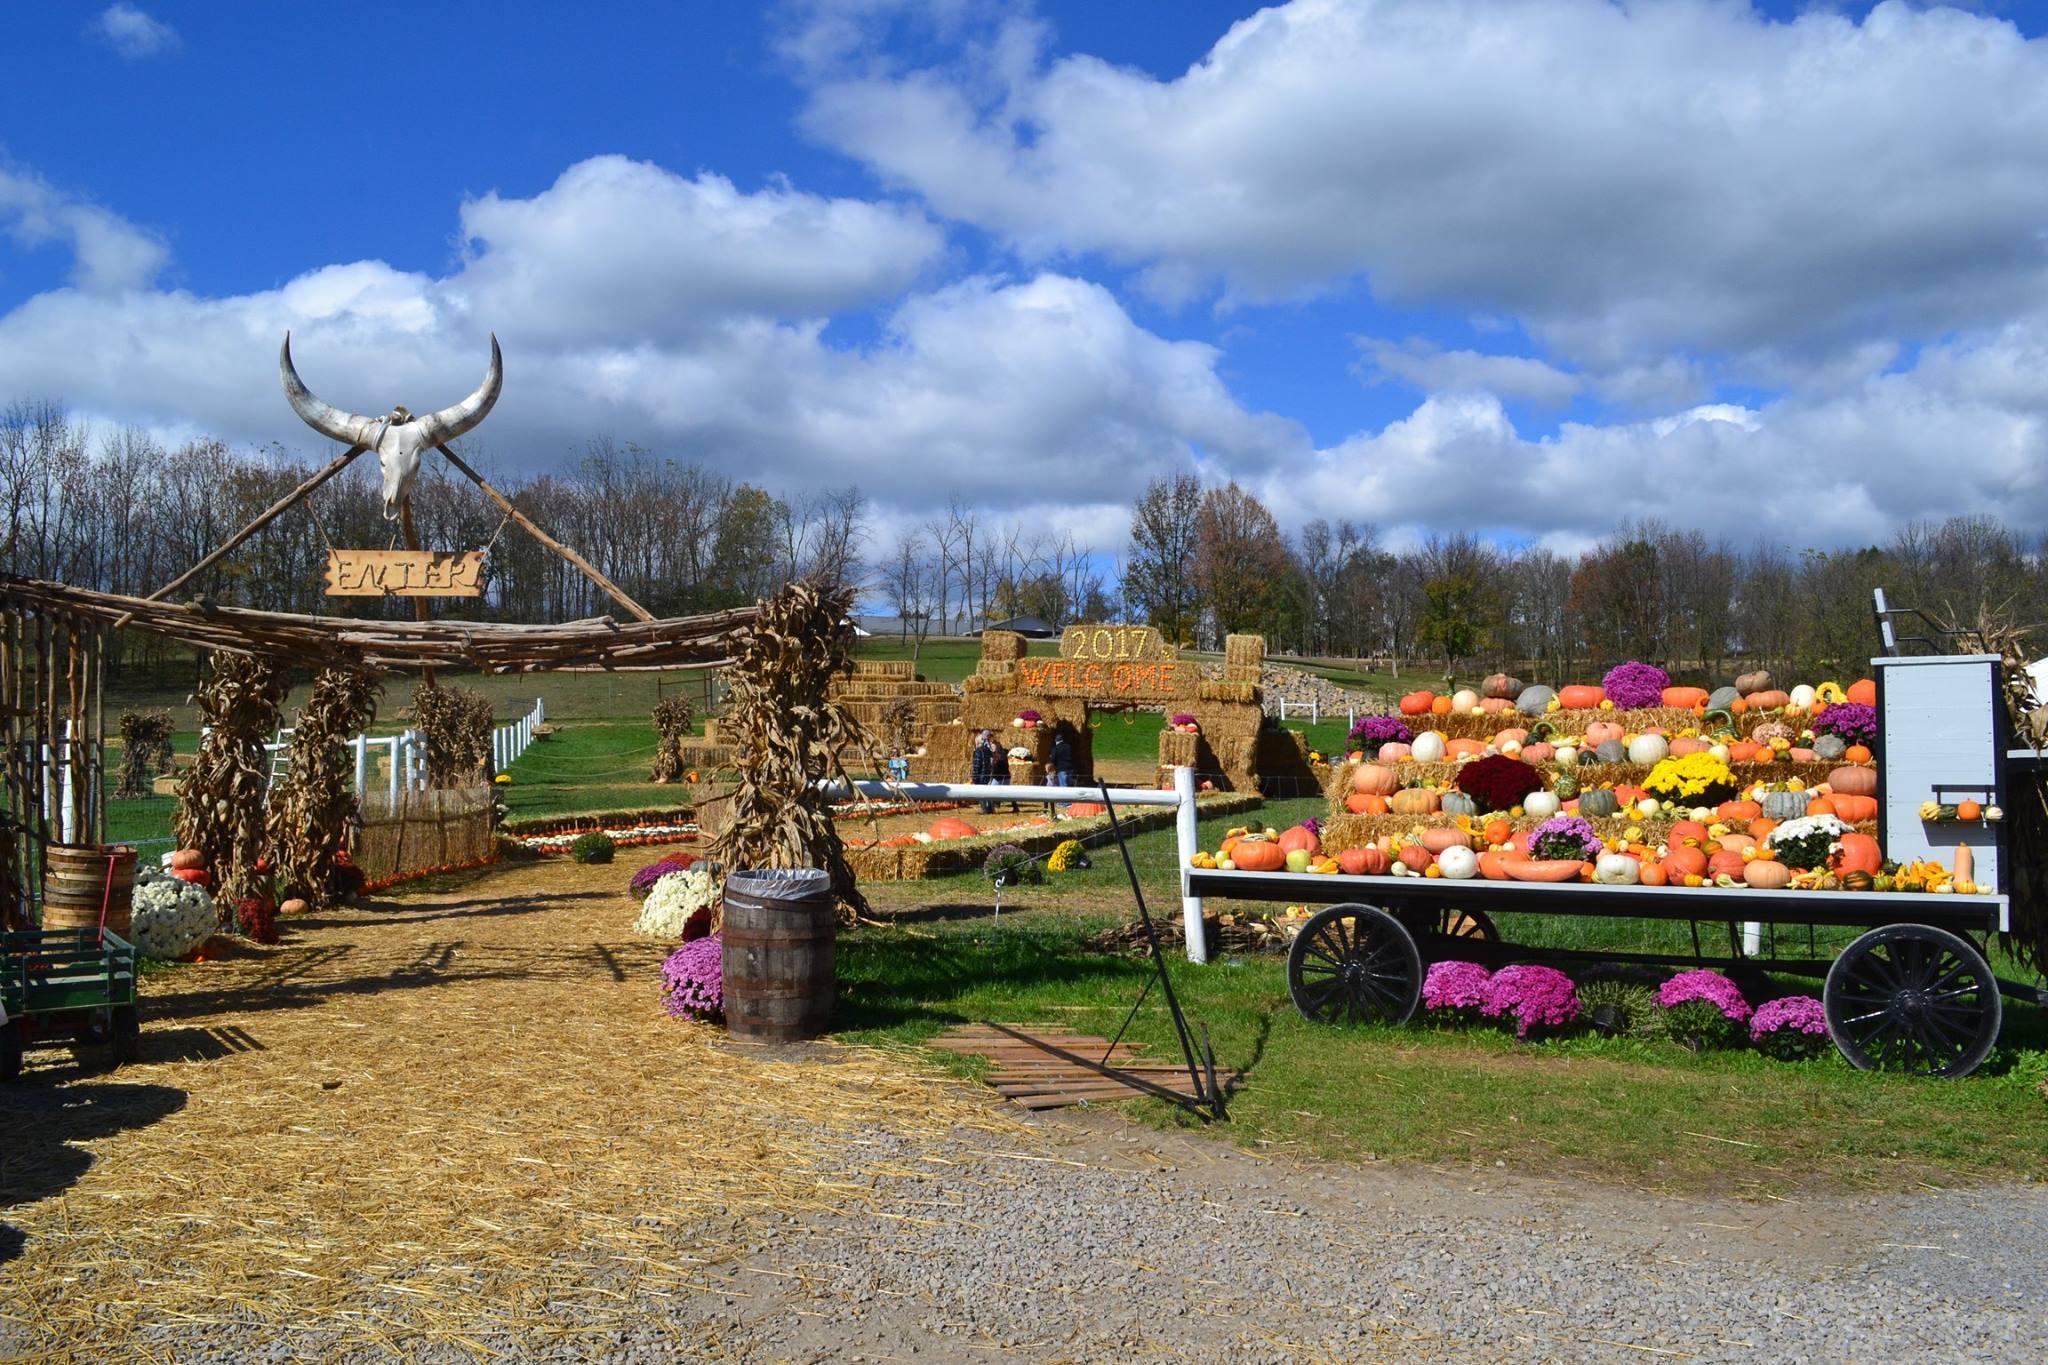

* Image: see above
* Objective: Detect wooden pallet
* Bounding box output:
[930,1023,1215,1110]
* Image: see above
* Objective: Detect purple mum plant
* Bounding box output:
[1346,714,1413,756]
[1750,995,1830,1060]
[1480,964,1581,1038]
[1525,815,1601,862]
[1658,968,1751,1050]
[1601,661,1671,710]
[1170,712,1197,728]
[1813,701,1878,749]
[662,933,723,1021]
[631,854,697,896]
[1423,960,1492,1014]
[1017,708,1042,723]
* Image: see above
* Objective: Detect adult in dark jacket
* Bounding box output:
[1049,723,1077,788]
[970,729,1002,814]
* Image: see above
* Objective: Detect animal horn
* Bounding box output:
[280,333,376,447]
[416,334,503,447]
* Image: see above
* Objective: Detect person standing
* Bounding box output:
[1049,722,1077,789]
[970,728,1001,814]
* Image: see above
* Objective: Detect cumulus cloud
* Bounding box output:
[794,0,2048,381]
[93,4,180,60]
[0,167,169,293]
[1355,336,1579,406]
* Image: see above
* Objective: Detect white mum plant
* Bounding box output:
[130,870,216,960]
[632,868,716,939]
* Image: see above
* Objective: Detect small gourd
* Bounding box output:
[1579,789,1619,819]
[1553,743,1578,766]
[1437,845,1479,880]
[1553,773,1579,801]
[1627,733,1669,765]
[1812,735,1847,761]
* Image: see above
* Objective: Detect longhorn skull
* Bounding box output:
[280,333,502,520]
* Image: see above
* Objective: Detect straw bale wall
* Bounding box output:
[355,786,494,882]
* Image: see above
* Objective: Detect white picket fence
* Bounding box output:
[491,697,545,775]
[823,765,1213,962]
[248,697,546,804]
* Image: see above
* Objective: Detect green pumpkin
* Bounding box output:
[1579,789,1620,819]
[1441,792,1479,818]
[1760,790,1809,820]
[1553,774,1580,801]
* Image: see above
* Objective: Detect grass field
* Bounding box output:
[841,800,2048,1192]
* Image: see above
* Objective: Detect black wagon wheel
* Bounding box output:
[1399,906,1498,945]
[1824,924,2001,1078]
[1287,904,1422,1026]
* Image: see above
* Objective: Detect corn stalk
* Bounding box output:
[649,693,694,782]
[413,681,494,788]
[266,668,381,908]
[175,652,285,919]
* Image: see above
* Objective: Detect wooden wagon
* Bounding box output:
[1,926,139,1080]
[1186,630,2046,1078]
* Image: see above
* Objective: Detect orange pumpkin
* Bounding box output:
[1338,847,1388,875]
[1749,817,1778,840]
[1396,843,1433,872]
[1957,800,1982,822]
[1847,679,1877,706]
[1664,845,1708,879]
[1707,849,1748,880]
[1351,763,1399,796]
[1481,697,1513,714]
[1744,860,1792,890]
[1522,741,1555,763]
[1494,727,1529,747]
[1380,742,1413,762]
[1670,736,1711,757]
[1278,825,1321,856]
[1717,799,1761,823]
[1843,744,1873,765]
[1728,740,1763,763]
[1748,689,1790,710]
[929,816,980,841]
[1430,695,1455,716]
[1829,794,1878,823]
[1661,686,1710,709]
[1805,796,1840,818]
[1638,861,1668,886]
[1399,691,1436,716]
[168,848,206,871]
[1483,818,1513,846]
[1446,737,1487,758]
[1717,830,1758,854]
[1346,792,1390,815]
[1584,720,1625,748]
[1478,851,1510,880]
[1559,684,1606,710]
[171,867,211,887]
[1831,832,1882,876]
[1669,820,1709,848]
[1389,788,1441,816]
[1232,839,1287,872]
[1728,695,1749,715]
[1827,765,1878,797]
[1421,827,1474,855]
[1789,748,1818,763]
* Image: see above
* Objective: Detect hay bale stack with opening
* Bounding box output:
[711,578,876,921]
[176,652,286,918]
[265,668,381,908]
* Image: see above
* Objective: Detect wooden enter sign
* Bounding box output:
[324,549,484,598]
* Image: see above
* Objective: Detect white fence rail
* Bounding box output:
[823,766,1212,962]
[235,697,547,804]
[492,697,545,775]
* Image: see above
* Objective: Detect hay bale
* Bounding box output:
[1223,634,1265,681]
[963,672,1017,695]
[1197,680,1259,704]
[1158,729,1199,769]
[981,630,1026,663]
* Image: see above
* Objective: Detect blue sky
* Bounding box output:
[4,1,2048,559]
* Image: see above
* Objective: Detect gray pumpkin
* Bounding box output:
[1579,789,1620,819]
[1441,791,1479,819]
[1760,790,1809,820]
[1812,735,1847,761]
[1706,685,1741,713]
[1595,739,1627,764]
[1515,685,1557,713]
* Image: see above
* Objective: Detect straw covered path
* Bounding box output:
[4,854,2044,1362]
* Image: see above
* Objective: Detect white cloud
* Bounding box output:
[93,4,180,60]
[1355,336,1578,406]
[0,167,169,293]
[795,0,2048,380]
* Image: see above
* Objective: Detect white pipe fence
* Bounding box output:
[823,765,1211,962]
[238,697,546,801]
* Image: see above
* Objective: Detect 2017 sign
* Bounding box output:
[324,550,485,597]
[1059,624,1175,663]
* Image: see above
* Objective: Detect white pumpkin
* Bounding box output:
[1523,791,1561,821]
[1593,853,1640,885]
[1450,689,1480,712]
[1554,744,1579,766]
[1498,739,1522,757]
[1709,743,1730,763]
[1437,845,1479,879]
[1411,730,1447,763]
[1635,797,1661,818]
[1789,684,1816,708]
[1627,733,1669,765]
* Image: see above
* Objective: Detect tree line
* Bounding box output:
[1121,473,2048,681]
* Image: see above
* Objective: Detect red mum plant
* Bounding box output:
[1455,755,1546,812]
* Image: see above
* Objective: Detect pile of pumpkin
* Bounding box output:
[159,847,302,942]
[1391,668,1875,722]
[1187,824,1342,875]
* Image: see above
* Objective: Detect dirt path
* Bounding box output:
[3,853,2041,1362]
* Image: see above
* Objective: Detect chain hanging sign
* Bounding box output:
[323,549,485,597]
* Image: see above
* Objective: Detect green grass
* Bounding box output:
[497,721,678,820]
[840,798,2048,1193]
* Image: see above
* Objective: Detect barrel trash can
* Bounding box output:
[722,868,837,1041]
[42,844,137,938]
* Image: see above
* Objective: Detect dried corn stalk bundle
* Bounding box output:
[648,694,695,782]
[175,652,285,917]
[712,578,878,920]
[881,698,917,754]
[412,681,494,787]
[266,668,381,908]
[115,708,175,798]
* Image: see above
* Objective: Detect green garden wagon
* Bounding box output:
[0,926,139,1080]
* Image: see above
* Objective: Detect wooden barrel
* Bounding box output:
[721,868,836,1041]
[42,844,137,937]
